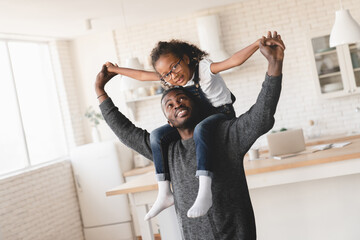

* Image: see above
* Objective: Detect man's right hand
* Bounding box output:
[95,64,117,102]
[95,64,117,90]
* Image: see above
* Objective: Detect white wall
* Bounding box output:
[0,161,84,240]
[86,0,360,147]
[70,31,137,172]
[70,30,129,144]
[50,40,86,147]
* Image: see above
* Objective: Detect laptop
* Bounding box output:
[267,129,306,157]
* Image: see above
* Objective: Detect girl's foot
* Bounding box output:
[144,180,174,220]
[187,175,212,218]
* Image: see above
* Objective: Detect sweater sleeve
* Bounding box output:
[99,98,153,161]
[234,73,282,153]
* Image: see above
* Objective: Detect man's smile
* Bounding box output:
[175,107,189,118]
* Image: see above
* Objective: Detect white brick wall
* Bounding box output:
[0,39,86,240]
[113,0,360,147]
[50,40,86,147]
[0,161,84,240]
[0,34,87,240]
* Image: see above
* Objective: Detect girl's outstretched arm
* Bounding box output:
[211,31,285,74]
[210,38,261,74]
[106,62,160,81]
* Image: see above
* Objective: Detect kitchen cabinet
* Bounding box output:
[309,34,360,98]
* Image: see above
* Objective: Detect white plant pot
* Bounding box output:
[91,127,101,142]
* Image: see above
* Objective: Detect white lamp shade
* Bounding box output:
[196,15,231,62]
[329,9,360,47]
[196,15,233,73]
[120,57,150,91]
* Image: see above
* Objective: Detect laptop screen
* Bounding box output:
[267,129,306,156]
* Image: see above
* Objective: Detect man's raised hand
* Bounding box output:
[260,31,285,62]
[95,64,117,91]
[95,64,118,103]
[260,31,285,76]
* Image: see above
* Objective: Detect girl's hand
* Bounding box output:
[95,64,117,92]
[105,61,119,73]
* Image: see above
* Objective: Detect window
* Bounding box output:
[0,40,68,175]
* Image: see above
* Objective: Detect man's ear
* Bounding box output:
[183,54,190,65]
[167,120,174,128]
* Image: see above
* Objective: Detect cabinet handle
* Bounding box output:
[348,90,351,93]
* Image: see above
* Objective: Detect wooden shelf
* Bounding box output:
[349,45,360,50]
[318,71,341,79]
[314,48,336,57]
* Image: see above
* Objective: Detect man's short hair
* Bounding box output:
[160,87,211,121]
[160,87,201,116]
[161,87,196,103]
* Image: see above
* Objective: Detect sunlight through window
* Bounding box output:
[0,40,67,175]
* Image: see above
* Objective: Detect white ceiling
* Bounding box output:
[0,0,242,39]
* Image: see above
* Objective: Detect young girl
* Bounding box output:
[106,38,261,220]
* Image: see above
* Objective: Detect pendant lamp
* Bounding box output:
[329,0,360,47]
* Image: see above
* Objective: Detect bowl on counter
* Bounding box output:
[321,82,343,93]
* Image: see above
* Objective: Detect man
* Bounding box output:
[95,32,284,239]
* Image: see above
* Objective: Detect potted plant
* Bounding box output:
[84,106,104,142]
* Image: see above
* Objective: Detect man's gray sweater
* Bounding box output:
[100,74,282,240]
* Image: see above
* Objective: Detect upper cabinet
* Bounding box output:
[309,34,360,98]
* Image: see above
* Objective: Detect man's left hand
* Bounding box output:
[260,31,285,62]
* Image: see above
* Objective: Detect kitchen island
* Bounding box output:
[107,134,360,240]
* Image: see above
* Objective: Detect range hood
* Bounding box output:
[196,15,231,63]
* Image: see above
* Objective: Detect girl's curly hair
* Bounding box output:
[150,39,208,89]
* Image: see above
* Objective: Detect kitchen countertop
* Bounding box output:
[107,134,360,196]
[244,134,360,175]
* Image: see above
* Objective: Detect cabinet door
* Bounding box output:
[310,35,350,98]
[342,43,360,93]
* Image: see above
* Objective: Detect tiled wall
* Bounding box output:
[113,0,360,146]
[0,161,84,240]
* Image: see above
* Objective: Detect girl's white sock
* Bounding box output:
[187,175,212,218]
[144,180,174,221]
